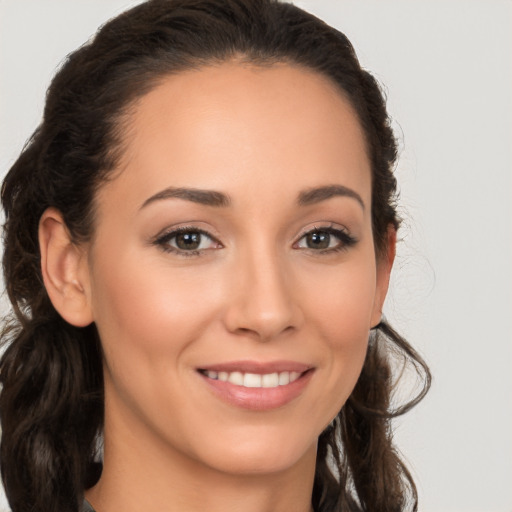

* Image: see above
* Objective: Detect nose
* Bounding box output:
[223,245,303,341]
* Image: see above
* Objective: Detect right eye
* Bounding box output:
[154,227,221,256]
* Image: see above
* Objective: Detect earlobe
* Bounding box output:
[371,226,397,327]
[39,208,93,327]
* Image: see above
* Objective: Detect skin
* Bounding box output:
[39,62,395,512]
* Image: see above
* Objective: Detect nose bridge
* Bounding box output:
[224,236,300,340]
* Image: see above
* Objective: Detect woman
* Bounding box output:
[0,1,430,511]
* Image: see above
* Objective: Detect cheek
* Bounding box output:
[89,250,224,376]
[303,253,377,343]
[300,255,377,412]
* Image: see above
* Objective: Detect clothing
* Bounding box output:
[82,499,96,512]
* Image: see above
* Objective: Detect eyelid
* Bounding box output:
[152,225,223,256]
[293,223,357,252]
[295,222,349,240]
[151,221,221,243]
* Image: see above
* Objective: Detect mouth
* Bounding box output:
[198,369,306,388]
[196,362,314,410]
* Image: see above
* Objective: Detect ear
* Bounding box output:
[371,225,397,327]
[39,208,93,327]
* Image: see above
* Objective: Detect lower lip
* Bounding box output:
[199,370,314,411]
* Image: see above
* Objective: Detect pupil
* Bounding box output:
[307,231,330,249]
[176,232,201,250]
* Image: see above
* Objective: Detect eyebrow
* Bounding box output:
[140,184,364,210]
[140,186,231,209]
[298,185,365,210]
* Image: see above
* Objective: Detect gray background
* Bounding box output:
[1,1,511,511]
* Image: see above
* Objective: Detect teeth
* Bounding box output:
[227,371,244,386]
[262,372,279,388]
[278,372,290,385]
[243,373,262,387]
[203,370,303,388]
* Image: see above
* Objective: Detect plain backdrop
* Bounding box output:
[1,1,511,511]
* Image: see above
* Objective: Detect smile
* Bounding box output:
[200,370,303,388]
[197,362,314,410]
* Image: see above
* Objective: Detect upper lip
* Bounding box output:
[198,360,313,374]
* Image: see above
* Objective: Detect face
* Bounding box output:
[81,63,392,477]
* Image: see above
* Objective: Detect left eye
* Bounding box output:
[296,228,354,251]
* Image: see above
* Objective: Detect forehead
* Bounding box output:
[100,62,371,211]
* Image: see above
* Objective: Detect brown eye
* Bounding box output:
[296,227,357,253]
[305,231,331,249]
[155,228,220,255]
[175,232,202,250]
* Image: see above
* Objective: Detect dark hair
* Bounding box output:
[0,1,430,511]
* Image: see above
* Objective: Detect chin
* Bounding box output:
[194,429,318,477]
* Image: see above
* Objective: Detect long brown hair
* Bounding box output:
[0,1,430,511]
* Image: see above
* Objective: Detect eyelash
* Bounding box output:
[295,225,357,254]
[153,226,221,257]
[152,225,357,257]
